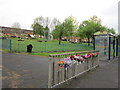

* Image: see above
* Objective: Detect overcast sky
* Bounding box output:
[0,0,119,33]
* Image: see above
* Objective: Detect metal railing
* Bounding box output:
[11,42,92,53]
[48,50,99,88]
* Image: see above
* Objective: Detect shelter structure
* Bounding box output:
[93,31,118,60]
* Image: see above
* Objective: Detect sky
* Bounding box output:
[0,0,119,33]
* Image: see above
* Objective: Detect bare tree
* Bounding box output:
[32,16,60,39]
[50,18,60,32]
[33,16,44,25]
[12,22,21,29]
[11,22,21,37]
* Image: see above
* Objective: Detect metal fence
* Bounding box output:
[48,50,99,88]
[0,38,93,53]
[12,42,93,53]
[0,39,12,52]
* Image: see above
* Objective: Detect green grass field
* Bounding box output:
[9,38,93,53]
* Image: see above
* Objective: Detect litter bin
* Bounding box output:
[27,44,33,53]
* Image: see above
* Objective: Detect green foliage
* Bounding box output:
[31,23,44,35]
[63,16,78,37]
[107,28,116,34]
[77,15,116,46]
[78,20,101,39]
[32,15,116,44]
[52,16,78,44]
[52,23,63,41]
[78,16,102,46]
[117,34,120,38]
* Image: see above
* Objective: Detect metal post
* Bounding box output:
[93,35,95,50]
[116,38,118,56]
[113,37,115,58]
[63,44,64,52]
[48,56,52,88]
[108,36,111,60]
[45,43,46,52]
[10,40,12,53]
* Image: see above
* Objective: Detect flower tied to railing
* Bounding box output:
[57,52,99,70]
[57,61,65,70]
[92,52,99,57]
[64,58,72,68]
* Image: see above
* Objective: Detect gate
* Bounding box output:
[0,38,12,52]
[48,50,99,88]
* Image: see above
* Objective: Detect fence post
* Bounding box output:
[116,38,118,56]
[108,37,111,60]
[48,56,52,88]
[10,40,12,53]
[93,35,95,50]
[45,43,46,52]
[63,44,64,51]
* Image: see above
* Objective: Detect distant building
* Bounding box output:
[62,36,92,43]
[0,26,33,37]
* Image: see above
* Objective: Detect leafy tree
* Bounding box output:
[107,28,116,34]
[31,23,44,36]
[78,16,102,46]
[63,16,78,41]
[52,16,78,44]
[52,23,64,45]
[117,34,120,38]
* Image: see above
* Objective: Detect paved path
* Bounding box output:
[1,52,119,88]
[60,58,118,88]
[2,52,49,88]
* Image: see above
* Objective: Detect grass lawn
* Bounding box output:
[9,38,93,53]
[29,50,88,56]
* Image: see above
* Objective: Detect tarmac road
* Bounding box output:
[2,52,49,88]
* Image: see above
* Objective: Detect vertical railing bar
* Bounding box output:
[10,39,12,53]
[48,56,52,88]
[52,56,55,86]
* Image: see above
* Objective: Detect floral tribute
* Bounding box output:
[57,52,99,70]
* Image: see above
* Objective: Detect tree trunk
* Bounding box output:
[59,40,61,45]
[59,37,62,45]
[88,38,90,46]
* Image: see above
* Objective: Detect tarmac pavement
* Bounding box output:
[60,58,118,88]
[1,52,119,88]
[2,52,49,88]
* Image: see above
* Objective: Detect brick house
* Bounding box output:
[0,26,33,37]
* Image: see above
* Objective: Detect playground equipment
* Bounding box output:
[93,32,118,60]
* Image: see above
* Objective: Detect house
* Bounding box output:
[0,26,33,38]
[62,36,92,43]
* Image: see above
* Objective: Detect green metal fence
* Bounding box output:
[11,43,93,53]
[0,38,93,53]
[0,39,12,52]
